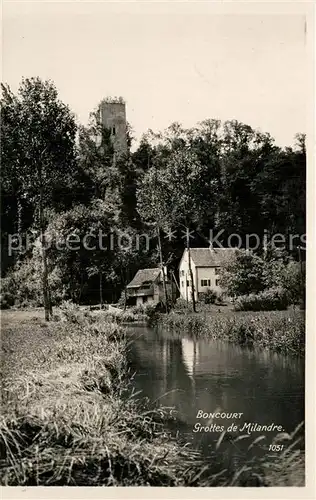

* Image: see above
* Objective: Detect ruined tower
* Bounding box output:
[99,98,128,156]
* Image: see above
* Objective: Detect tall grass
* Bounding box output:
[207,421,305,486]
[0,310,204,486]
[160,309,305,357]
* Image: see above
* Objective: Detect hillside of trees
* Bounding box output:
[1,78,306,314]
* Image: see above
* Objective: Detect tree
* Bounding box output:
[219,250,266,298]
[77,109,115,201]
[282,260,305,307]
[44,200,115,304]
[1,78,77,319]
[137,163,175,312]
[137,147,210,311]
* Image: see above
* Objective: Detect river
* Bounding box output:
[126,324,305,471]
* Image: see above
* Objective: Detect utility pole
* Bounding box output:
[157,225,169,313]
[186,229,196,313]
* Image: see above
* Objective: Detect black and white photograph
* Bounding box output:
[1,0,314,497]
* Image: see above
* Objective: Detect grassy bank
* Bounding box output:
[1,308,304,486]
[156,309,305,357]
[0,308,205,486]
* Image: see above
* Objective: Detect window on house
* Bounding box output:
[201,279,211,287]
[143,296,148,303]
[181,280,184,288]
[112,126,116,135]
[181,270,185,276]
[187,280,190,287]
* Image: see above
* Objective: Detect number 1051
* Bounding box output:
[269,444,284,451]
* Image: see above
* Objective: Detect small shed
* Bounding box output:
[126,268,172,307]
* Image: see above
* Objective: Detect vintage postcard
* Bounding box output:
[1,1,315,499]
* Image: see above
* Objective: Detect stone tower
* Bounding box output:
[99,99,128,156]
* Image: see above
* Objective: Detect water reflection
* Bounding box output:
[127,325,304,448]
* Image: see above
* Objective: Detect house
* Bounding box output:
[179,247,236,302]
[126,267,175,307]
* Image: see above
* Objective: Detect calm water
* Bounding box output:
[126,325,304,464]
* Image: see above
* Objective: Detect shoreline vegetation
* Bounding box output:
[155,308,305,358]
[96,301,305,358]
[1,307,304,486]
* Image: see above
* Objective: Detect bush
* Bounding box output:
[199,289,217,305]
[235,287,288,312]
[174,297,190,312]
[56,300,90,323]
[130,303,156,315]
[282,261,305,306]
[0,290,15,309]
[219,249,266,297]
[0,251,66,309]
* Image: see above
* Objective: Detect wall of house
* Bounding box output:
[179,249,197,302]
[136,295,155,307]
[179,250,223,302]
[196,267,222,296]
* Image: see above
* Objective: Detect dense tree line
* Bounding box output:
[0,78,306,315]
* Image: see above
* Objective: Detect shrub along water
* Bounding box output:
[234,287,289,312]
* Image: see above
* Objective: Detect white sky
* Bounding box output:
[2,1,309,148]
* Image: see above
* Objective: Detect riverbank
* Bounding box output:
[0,308,204,486]
[1,308,304,486]
[156,308,305,357]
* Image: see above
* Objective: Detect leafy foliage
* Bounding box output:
[199,289,218,305]
[218,250,266,297]
[234,287,289,312]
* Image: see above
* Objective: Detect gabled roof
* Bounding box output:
[127,268,161,288]
[189,248,237,267]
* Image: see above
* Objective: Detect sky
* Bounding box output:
[2,1,309,149]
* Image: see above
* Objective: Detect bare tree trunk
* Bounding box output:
[13,196,24,267]
[48,288,53,316]
[187,232,196,313]
[122,268,127,312]
[99,271,103,310]
[17,197,22,254]
[171,270,181,295]
[39,186,50,321]
[124,287,127,311]
[157,226,168,313]
[78,272,84,303]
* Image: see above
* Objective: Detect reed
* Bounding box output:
[159,309,305,357]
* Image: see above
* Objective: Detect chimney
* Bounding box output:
[208,230,213,249]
